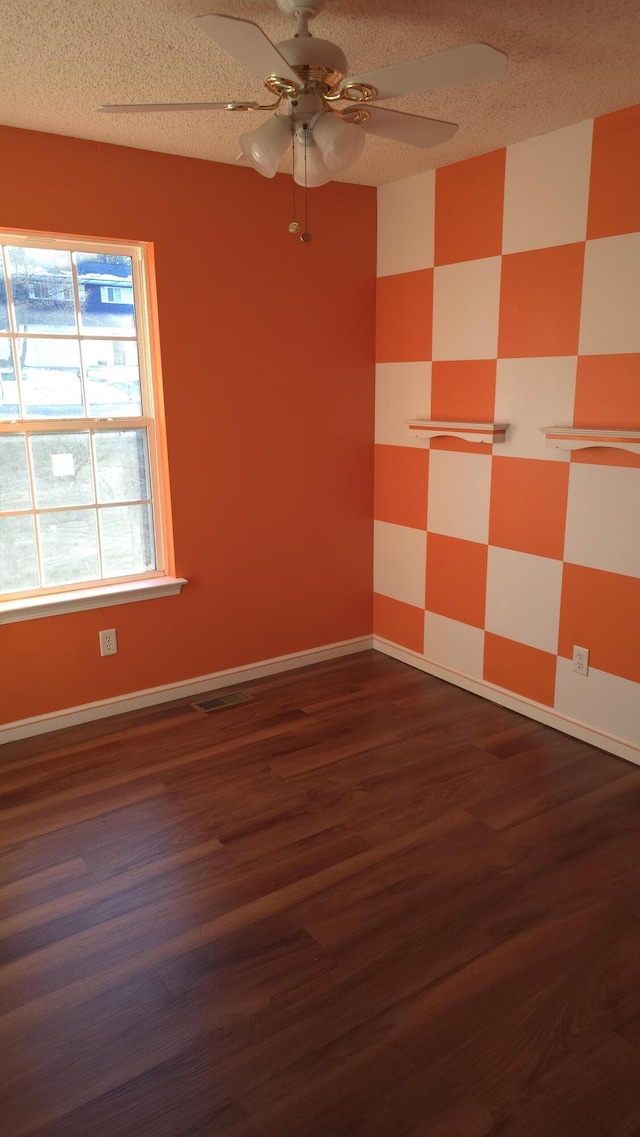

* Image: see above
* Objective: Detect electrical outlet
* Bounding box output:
[99,628,118,657]
[572,645,589,676]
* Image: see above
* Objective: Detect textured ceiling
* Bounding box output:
[0,0,639,185]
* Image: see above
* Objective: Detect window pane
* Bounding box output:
[0,339,19,419]
[75,253,136,335]
[0,435,31,511]
[20,338,84,417]
[7,247,77,335]
[99,504,155,577]
[39,508,100,586]
[94,430,150,503]
[0,514,39,592]
[83,339,142,417]
[0,253,8,331]
[30,433,95,509]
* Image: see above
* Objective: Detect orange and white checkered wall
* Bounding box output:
[374,104,640,749]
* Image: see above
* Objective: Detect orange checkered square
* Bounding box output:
[574,354,640,429]
[373,592,424,653]
[435,149,506,266]
[374,445,429,530]
[425,533,487,629]
[484,633,557,706]
[376,269,433,363]
[588,105,640,239]
[489,457,570,560]
[498,243,585,358]
[559,563,640,685]
[430,360,497,422]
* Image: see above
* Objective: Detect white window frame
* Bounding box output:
[0,231,185,625]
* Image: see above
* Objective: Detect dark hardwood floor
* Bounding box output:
[2,650,640,1137]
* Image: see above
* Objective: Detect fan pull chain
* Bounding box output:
[288,127,300,235]
[288,123,311,244]
[301,125,311,243]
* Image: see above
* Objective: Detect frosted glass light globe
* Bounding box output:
[293,136,331,187]
[313,112,365,172]
[240,115,292,178]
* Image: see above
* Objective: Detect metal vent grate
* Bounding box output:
[191,690,254,713]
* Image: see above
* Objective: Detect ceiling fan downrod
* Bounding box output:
[276,0,325,36]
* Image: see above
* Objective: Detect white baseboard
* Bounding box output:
[6,631,637,764]
[374,636,640,768]
[1,636,373,745]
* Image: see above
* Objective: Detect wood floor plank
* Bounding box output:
[0,838,225,942]
[0,777,167,850]
[1,651,640,1137]
[0,856,93,914]
[488,1033,640,1136]
[405,1100,496,1137]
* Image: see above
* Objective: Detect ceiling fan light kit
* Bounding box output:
[96,0,507,237]
[311,110,365,171]
[239,113,292,177]
[293,129,331,186]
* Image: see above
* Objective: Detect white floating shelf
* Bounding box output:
[407,420,508,446]
[542,426,640,456]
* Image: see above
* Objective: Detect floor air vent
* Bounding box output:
[191,691,254,713]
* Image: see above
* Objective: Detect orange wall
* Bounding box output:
[0,125,376,725]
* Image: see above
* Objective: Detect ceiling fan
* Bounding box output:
[97,0,507,188]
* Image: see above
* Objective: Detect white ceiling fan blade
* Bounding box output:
[363,107,458,148]
[96,101,259,113]
[196,14,301,87]
[348,43,507,101]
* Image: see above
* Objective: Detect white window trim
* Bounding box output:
[0,575,187,625]
[0,229,179,607]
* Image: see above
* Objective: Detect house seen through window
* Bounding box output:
[0,234,167,600]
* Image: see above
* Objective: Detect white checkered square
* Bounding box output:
[377,170,435,278]
[427,449,492,543]
[375,362,431,447]
[564,463,640,577]
[502,121,592,254]
[432,257,501,361]
[424,611,484,678]
[579,233,640,355]
[485,546,563,653]
[495,357,577,461]
[374,519,426,608]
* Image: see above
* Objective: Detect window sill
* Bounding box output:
[0,576,188,625]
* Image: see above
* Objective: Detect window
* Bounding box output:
[27,280,74,303]
[0,233,173,611]
[100,285,134,305]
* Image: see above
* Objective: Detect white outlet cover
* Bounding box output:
[572,645,589,675]
[99,628,118,656]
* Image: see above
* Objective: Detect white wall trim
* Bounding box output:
[373,636,640,768]
[1,636,373,745]
[7,631,636,763]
